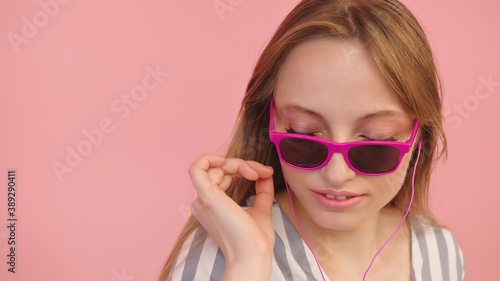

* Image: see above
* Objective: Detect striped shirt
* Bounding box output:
[169,197,465,280]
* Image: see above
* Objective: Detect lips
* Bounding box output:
[311,189,365,211]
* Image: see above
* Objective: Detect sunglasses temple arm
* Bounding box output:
[269,99,274,132]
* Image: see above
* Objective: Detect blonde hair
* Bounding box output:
[159,0,446,279]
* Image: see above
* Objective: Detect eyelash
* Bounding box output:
[285,128,397,141]
[363,136,397,142]
[286,128,315,136]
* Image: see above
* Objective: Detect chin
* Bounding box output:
[313,209,367,231]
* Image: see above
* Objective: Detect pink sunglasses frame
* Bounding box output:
[268,99,420,176]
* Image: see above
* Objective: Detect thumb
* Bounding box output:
[252,174,275,216]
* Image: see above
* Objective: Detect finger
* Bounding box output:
[219,174,238,190]
[206,160,251,191]
[246,161,274,179]
[217,162,272,192]
[251,172,275,215]
[207,167,225,186]
[220,159,260,181]
[189,154,226,196]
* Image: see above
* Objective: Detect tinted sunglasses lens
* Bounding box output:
[279,138,328,168]
[348,145,400,174]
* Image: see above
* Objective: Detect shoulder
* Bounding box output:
[410,215,465,281]
[168,226,226,281]
[248,195,327,280]
[168,197,285,281]
[169,196,324,281]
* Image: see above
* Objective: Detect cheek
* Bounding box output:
[279,162,317,192]
[369,173,405,197]
[372,151,414,196]
[281,163,306,184]
[394,149,415,180]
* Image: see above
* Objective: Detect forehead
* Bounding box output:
[274,37,408,123]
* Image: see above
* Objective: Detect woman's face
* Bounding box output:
[273,37,416,231]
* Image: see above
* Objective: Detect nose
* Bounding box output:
[319,152,356,187]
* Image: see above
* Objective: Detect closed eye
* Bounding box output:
[285,128,316,136]
[286,129,398,142]
[362,136,397,142]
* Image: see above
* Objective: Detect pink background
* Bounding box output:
[1,0,498,280]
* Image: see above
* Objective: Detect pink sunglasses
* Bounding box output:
[268,99,420,176]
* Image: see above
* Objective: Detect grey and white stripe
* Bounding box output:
[169,200,464,280]
[411,217,465,281]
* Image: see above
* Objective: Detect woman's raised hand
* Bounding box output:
[188,154,275,279]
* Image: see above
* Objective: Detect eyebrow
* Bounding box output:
[281,105,404,122]
[356,110,404,121]
[282,105,323,118]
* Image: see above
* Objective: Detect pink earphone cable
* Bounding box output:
[284,137,422,281]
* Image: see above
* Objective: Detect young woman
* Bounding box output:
[159,0,465,280]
